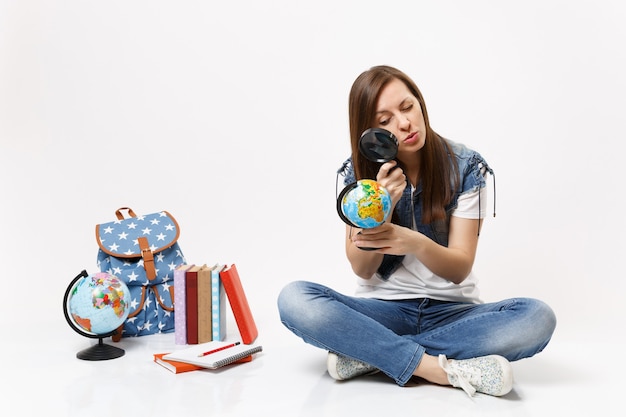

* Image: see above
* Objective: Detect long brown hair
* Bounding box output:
[348,65,459,224]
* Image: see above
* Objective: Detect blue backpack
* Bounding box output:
[96,207,185,339]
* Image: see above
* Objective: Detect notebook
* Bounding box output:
[162,341,263,369]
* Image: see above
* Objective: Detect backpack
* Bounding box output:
[96,207,185,339]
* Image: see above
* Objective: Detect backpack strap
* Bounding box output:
[138,237,156,280]
[115,207,137,220]
[153,286,175,312]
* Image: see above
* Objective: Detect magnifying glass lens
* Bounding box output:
[359,128,398,163]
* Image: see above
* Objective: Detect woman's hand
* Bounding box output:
[343,161,410,279]
[352,216,481,284]
[376,161,406,208]
[351,222,416,255]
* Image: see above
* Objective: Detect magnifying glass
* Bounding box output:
[358,127,398,163]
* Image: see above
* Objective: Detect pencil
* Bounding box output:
[197,342,241,357]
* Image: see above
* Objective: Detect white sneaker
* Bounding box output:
[439,354,513,397]
[327,352,379,381]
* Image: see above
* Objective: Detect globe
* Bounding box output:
[63,270,131,360]
[337,179,392,229]
[68,271,130,334]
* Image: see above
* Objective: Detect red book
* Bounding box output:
[153,353,202,374]
[155,352,251,374]
[219,264,258,344]
[185,265,202,344]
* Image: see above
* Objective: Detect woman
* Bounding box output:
[277,65,556,397]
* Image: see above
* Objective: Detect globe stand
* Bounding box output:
[63,270,128,361]
[76,337,125,361]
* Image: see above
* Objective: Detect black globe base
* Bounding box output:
[76,338,125,361]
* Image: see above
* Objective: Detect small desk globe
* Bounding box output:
[63,270,131,360]
[337,179,392,229]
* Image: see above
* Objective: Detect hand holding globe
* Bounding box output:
[336,128,398,250]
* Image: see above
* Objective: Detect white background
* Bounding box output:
[1,0,623,414]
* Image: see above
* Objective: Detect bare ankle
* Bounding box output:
[413,354,449,386]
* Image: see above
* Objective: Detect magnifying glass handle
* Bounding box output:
[358,246,380,251]
[355,231,381,251]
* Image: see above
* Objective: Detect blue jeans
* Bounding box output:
[277,280,557,386]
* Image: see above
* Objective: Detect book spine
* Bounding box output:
[154,353,202,374]
[220,264,258,344]
[173,265,191,345]
[211,267,226,341]
[186,267,199,344]
[197,266,212,343]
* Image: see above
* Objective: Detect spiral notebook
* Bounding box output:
[162,341,262,369]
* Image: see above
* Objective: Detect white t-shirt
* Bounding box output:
[354,186,487,304]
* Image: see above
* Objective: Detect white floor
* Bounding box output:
[4,309,618,417]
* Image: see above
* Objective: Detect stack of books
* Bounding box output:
[154,263,260,373]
